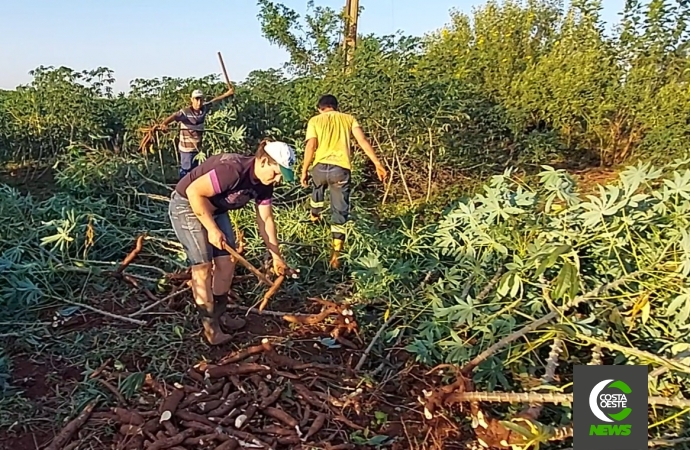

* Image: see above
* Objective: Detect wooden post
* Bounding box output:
[343,0,359,71]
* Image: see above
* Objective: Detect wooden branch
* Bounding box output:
[60,299,147,326]
[355,312,399,372]
[395,152,413,205]
[461,270,643,375]
[221,242,273,287]
[96,379,127,406]
[217,52,232,88]
[130,286,191,318]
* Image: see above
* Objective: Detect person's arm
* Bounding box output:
[301,138,317,187]
[353,125,387,181]
[301,118,318,187]
[208,86,235,106]
[185,174,223,236]
[157,111,181,131]
[255,202,287,274]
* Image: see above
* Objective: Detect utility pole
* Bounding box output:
[343,0,359,71]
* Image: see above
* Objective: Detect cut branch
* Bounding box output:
[578,335,690,375]
[461,270,643,375]
[355,312,399,372]
[59,298,147,326]
[448,391,690,409]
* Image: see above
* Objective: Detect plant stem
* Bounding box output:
[354,312,399,372]
[461,270,643,375]
[577,335,690,375]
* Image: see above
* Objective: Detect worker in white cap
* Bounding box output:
[158,86,234,178]
[169,139,297,345]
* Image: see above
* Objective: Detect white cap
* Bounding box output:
[264,141,296,182]
[191,89,204,98]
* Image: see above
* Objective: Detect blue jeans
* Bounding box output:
[310,163,351,241]
[179,151,199,179]
[168,190,236,265]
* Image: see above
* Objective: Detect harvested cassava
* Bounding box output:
[83,336,368,449]
[46,399,97,450]
[304,413,327,440]
[147,428,195,450]
[264,407,298,428]
[159,388,184,418]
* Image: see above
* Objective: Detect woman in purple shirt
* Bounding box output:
[169,140,297,345]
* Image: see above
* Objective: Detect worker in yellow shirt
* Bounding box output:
[300,94,387,268]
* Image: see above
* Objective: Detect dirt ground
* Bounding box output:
[0,273,468,450]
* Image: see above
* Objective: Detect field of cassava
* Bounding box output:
[3,1,690,449]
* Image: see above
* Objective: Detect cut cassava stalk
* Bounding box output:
[59,298,147,326]
[461,270,644,375]
[578,335,690,375]
[446,391,690,409]
[220,242,273,287]
[354,311,399,372]
[522,337,563,420]
[46,399,97,450]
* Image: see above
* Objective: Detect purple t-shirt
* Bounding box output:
[175,153,273,213]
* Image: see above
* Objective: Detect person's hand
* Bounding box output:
[272,257,288,276]
[375,164,388,183]
[208,227,227,250]
[155,123,167,132]
[226,85,235,96]
[300,172,309,189]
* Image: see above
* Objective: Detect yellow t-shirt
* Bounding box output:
[305,111,360,170]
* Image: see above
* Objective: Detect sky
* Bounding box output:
[2,0,625,92]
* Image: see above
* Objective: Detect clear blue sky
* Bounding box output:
[2,0,625,92]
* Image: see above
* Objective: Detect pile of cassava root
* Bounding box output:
[53,338,366,450]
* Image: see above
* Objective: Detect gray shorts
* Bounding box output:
[168,190,236,265]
